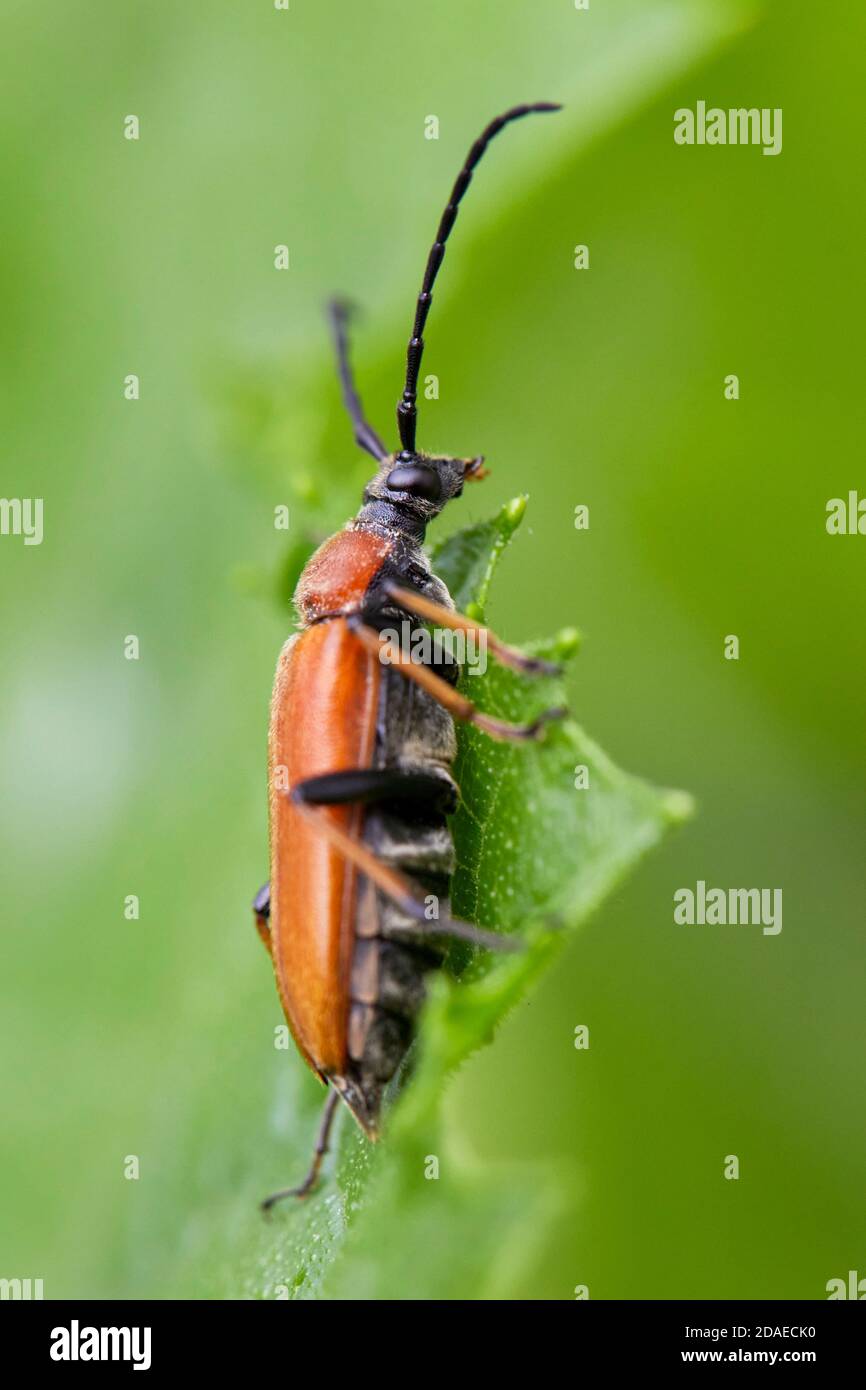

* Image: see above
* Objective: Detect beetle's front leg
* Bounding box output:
[384,580,563,677]
[252,882,271,953]
[348,618,566,743]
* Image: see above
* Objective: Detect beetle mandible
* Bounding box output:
[255,103,564,1209]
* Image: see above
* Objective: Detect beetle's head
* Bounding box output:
[363,450,488,522]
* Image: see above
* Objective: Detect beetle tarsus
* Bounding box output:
[260,1176,316,1213]
[474,705,568,742]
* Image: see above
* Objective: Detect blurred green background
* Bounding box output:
[1,0,864,1299]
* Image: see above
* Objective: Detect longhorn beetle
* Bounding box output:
[255,103,563,1209]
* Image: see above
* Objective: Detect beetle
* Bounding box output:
[254,103,564,1209]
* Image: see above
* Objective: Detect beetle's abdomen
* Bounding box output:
[338,655,459,1130]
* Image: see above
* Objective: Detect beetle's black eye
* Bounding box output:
[385,464,442,501]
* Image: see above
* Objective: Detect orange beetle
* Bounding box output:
[254,104,563,1208]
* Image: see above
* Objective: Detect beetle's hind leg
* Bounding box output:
[283,771,521,1155]
[348,618,566,743]
[260,1089,341,1213]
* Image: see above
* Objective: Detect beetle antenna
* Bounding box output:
[395,101,561,456]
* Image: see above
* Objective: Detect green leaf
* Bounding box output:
[236,498,690,1302]
[426,493,530,618]
[65,0,726,1302]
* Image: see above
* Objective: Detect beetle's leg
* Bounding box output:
[328,300,388,462]
[252,882,271,953]
[289,766,457,815]
[258,768,457,952]
[347,618,566,743]
[261,1088,340,1212]
[289,786,521,953]
[383,580,562,677]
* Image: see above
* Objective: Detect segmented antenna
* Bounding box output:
[396,102,561,455]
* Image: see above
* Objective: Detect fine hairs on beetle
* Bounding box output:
[255,103,564,1209]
